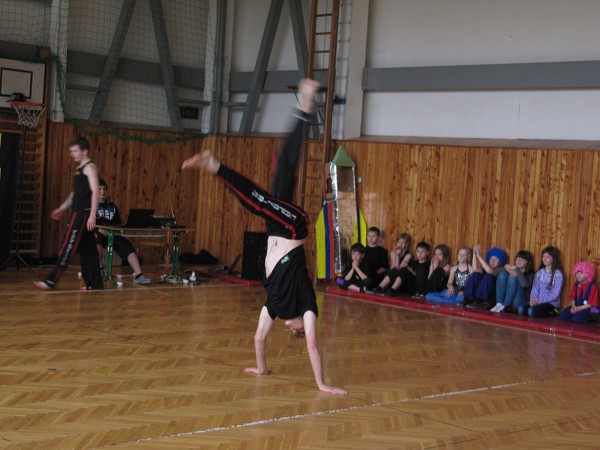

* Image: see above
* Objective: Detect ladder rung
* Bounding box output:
[316,13,332,17]
[312,69,329,72]
[314,50,329,54]
[316,32,331,36]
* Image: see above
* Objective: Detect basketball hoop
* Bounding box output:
[10,101,46,130]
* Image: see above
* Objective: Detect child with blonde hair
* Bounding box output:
[425,246,474,304]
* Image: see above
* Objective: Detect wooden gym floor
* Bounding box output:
[1,266,600,449]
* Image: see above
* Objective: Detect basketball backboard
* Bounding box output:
[0,58,45,106]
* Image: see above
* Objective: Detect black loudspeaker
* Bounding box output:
[241,231,267,280]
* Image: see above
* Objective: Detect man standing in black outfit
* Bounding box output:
[34,138,103,290]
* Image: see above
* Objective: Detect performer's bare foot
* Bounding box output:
[318,384,348,395]
[244,367,270,375]
[297,78,320,114]
[181,150,220,173]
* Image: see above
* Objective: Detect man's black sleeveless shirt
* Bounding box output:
[72,161,93,212]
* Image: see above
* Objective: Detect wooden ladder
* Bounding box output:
[298,0,340,275]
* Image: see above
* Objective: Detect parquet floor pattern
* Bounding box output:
[1,267,600,448]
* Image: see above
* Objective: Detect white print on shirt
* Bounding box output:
[252,190,297,221]
[98,204,117,221]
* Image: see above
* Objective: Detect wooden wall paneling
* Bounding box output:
[565,150,585,269]
[428,146,444,250]
[470,145,480,248]
[579,151,594,259]
[508,149,523,254]
[464,146,479,251]
[443,146,462,256]
[418,145,435,246]
[473,147,489,249]
[42,124,600,307]
[491,148,503,246]
[482,148,497,247]
[520,148,537,251]
[554,151,566,251]
[544,149,557,250]
[329,141,600,304]
[487,147,500,247]
[525,149,541,256]
[404,144,417,237]
[385,144,400,242]
[194,135,228,258]
[192,134,280,265]
[589,152,600,267]
[42,123,207,257]
[493,148,509,254]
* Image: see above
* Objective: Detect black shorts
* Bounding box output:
[96,233,136,261]
[262,245,318,320]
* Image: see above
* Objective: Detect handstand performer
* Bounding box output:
[182,79,346,395]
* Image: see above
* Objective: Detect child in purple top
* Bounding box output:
[521,246,564,317]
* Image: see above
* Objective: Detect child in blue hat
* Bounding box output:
[460,245,507,309]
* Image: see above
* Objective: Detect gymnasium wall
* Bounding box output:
[224,0,600,140]
[362,0,600,140]
[43,122,215,258]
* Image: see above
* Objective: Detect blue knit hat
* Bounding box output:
[486,247,507,266]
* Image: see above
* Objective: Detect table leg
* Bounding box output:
[105,231,114,281]
[170,232,180,278]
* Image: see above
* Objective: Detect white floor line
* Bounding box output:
[119,379,540,445]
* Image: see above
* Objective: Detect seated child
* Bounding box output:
[491,250,535,313]
[425,247,474,304]
[522,246,563,317]
[426,244,451,294]
[368,233,412,295]
[363,227,389,285]
[406,241,432,296]
[461,246,507,309]
[336,243,374,292]
[559,261,598,323]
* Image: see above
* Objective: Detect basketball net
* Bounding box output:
[11,101,46,129]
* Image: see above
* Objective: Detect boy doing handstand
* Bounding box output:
[182,79,346,395]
